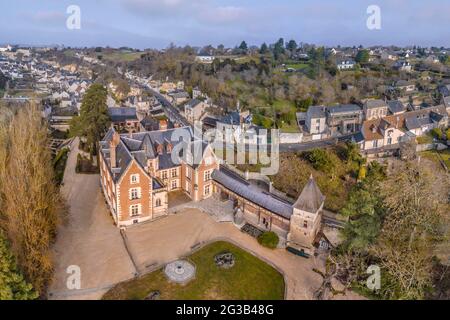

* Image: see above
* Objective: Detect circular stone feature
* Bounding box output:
[214,252,235,269]
[164,260,195,284]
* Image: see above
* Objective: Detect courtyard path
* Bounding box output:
[48,138,136,300]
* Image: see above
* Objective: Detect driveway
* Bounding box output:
[124,208,326,300]
[48,138,136,300]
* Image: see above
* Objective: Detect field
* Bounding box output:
[102,241,285,300]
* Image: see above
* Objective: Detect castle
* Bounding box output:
[99,126,325,255]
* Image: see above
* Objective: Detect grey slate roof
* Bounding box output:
[212,167,293,219]
[100,126,193,182]
[387,100,406,114]
[108,107,137,122]
[293,175,325,214]
[327,104,362,115]
[307,106,326,118]
[365,99,387,109]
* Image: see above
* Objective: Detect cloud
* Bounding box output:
[28,10,66,26]
[198,6,247,24]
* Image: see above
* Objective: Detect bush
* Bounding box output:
[446,128,450,141]
[304,148,336,173]
[431,128,442,139]
[257,232,279,249]
[357,165,367,181]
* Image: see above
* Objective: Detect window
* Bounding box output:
[171,179,178,190]
[161,171,168,180]
[303,220,308,228]
[155,198,162,207]
[130,204,140,216]
[186,181,191,194]
[130,174,139,184]
[204,184,210,196]
[130,188,140,200]
[186,167,192,179]
[171,168,178,178]
[204,170,211,182]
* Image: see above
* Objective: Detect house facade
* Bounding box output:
[363,99,388,120]
[99,126,325,255]
[184,99,208,124]
[99,126,218,227]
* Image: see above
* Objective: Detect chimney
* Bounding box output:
[109,131,120,168]
[159,119,168,131]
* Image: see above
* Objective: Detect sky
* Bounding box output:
[0,0,449,49]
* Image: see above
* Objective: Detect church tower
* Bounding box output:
[287,174,325,255]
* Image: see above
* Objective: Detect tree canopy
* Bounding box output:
[70,83,110,158]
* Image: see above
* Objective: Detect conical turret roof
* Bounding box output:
[293,174,325,213]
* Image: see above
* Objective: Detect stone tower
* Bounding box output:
[287,174,325,255]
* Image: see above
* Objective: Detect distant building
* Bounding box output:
[195,55,214,64]
[363,99,388,120]
[336,59,356,70]
[393,60,412,72]
[108,107,140,132]
[326,104,363,135]
[305,106,327,135]
[184,99,208,124]
[387,100,407,115]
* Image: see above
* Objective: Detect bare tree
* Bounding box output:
[0,105,63,296]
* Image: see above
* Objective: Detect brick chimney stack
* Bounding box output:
[109,131,120,168]
[159,119,168,131]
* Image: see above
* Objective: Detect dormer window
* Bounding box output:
[130,174,139,184]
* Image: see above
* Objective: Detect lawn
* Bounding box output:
[286,63,309,70]
[421,149,450,169]
[102,241,285,300]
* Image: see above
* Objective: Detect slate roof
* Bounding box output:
[100,126,193,182]
[307,106,326,118]
[293,175,325,214]
[108,107,137,122]
[184,99,203,109]
[220,112,241,125]
[327,104,362,115]
[365,99,387,109]
[212,167,293,219]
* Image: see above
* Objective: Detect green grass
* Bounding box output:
[286,63,308,70]
[421,149,450,169]
[416,133,434,144]
[102,241,285,300]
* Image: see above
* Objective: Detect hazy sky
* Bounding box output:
[0,0,449,48]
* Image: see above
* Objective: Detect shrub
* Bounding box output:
[357,165,367,181]
[257,232,279,249]
[446,128,450,141]
[431,128,442,139]
[304,148,336,173]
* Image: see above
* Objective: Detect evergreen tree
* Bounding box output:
[70,83,110,160]
[260,42,269,54]
[0,232,37,300]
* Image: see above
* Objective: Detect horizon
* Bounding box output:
[1,0,450,49]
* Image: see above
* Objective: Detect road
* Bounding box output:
[132,80,191,127]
